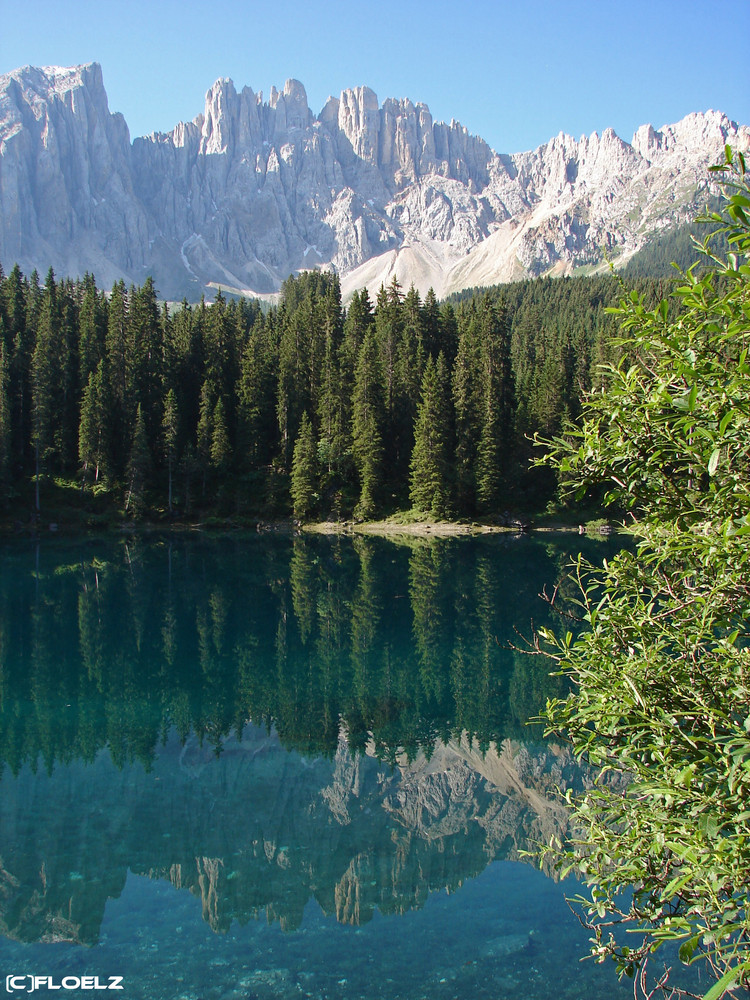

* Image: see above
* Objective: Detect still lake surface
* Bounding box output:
[0,530,677,999]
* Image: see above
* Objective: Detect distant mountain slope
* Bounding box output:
[1,63,747,300]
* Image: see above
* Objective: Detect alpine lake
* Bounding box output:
[0,530,705,1000]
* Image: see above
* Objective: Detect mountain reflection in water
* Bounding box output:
[0,532,619,990]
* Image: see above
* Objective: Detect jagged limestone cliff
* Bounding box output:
[1,63,747,300]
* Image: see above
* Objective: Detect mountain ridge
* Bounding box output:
[1,62,747,300]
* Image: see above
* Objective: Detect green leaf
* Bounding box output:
[678,936,700,964]
[708,448,720,476]
[702,965,743,1000]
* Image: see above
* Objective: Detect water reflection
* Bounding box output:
[0,533,610,950]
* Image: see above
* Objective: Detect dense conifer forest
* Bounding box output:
[0,262,671,526]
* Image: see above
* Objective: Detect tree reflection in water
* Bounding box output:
[0,533,614,944]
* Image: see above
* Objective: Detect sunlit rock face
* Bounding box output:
[1,62,748,300]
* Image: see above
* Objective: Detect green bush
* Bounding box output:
[536,149,750,999]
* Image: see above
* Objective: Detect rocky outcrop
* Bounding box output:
[1,63,747,301]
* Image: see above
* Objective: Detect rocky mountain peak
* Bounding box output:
[0,62,747,301]
[335,85,381,165]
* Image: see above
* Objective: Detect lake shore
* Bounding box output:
[302,518,607,538]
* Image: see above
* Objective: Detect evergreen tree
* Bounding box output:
[316,301,349,501]
[409,354,453,517]
[3,265,32,471]
[58,280,80,468]
[129,277,164,462]
[238,312,277,468]
[196,381,214,498]
[375,279,402,423]
[437,301,459,365]
[163,387,178,514]
[78,273,106,387]
[475,296,515,512]
[210,398,231,478]
[452,306,482,512]
[290,411,318,520]
[341,288,373,379]
[30,269,63,510]
[125,403,150,516]
[0,341,10,499]
[422,288,441,360]
[78,361,108,485]
[105,280,130,475]
[393,284,426,492]
[352,327,384,519]
[204,291,239,418]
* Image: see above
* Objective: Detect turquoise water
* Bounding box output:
[0,532,700,999]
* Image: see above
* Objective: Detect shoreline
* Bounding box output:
[3,512,617,542]
[302,518,611,538]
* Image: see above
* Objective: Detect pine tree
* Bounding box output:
[105,280,130,475]
[238,313,277,468]
[163,388,178,514]
[290,411,318,520]
[129,277,164,467]
[79,361,108,485]
[342,288,373,379]
[204,291,238,415]
[210,398,231,478]
[393,284,426,490]
[375,279,401,422]
[78,273,106,387]
[30,269,62,510]
[409,354,452,517]
[125,403,150,516]
[422,288,441,360]
[452,306,482,512]
[4,265,32,471]
[58,280,80,469]
[476,296,515,512]
[317,305,348,499]
[0,341,11,500]
[352,327,384,519]
[196,381,214,499]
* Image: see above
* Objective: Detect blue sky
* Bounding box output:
[2,0,748,154]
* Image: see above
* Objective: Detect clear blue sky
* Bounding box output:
[1,0,748,154]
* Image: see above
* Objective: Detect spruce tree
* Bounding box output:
[196,381,214,498]
[79,361,108,485]
[452,307,482,512]
[4,265,32,470]
[409,354,452,517]
[105,281,130,475]
[129,276,163,459]
[475,296,515,513]
[210,398,231,478]
[30,269,62,510]
[125,403,150,516]
[290,411,318,520]
[0,341,10,500]
[352,327,384,520]
[78,274,105,389]
[163,388,178,513]
[238,314,277,468]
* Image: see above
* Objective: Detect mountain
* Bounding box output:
[1,63,747,301]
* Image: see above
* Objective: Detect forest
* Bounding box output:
[0,261,671,527]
